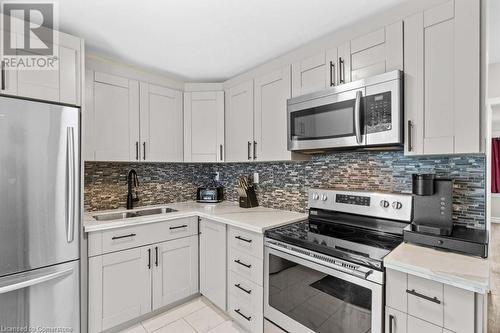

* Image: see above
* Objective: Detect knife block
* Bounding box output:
[239,186,259,208]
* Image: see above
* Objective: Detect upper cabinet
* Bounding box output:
[184,90,225,162]
[84,71,183,162]
[0,31,82,106]
[291,21,402,98]
[140,82,183,162]
[404,0,480,155]
[226,80,254,162]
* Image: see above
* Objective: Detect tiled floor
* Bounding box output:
[119,297,285,333]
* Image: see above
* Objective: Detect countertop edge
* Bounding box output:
[384,260,489,294]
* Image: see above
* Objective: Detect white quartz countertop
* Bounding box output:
[384,243,490,294]
[84,201,307,234]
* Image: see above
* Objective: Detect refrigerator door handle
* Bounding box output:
[0,267,73,294]
[66,127,76,243]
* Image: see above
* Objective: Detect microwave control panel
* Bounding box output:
[365,91,392,134]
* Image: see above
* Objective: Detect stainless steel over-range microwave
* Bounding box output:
[287,70,403,151]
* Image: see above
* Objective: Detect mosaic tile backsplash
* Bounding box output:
[84,151,486,227]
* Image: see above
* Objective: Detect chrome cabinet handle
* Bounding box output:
[66,127,75,243]
[339,57,345,84]
[111,233,136,240]
[253,141,257,160]
[148,248,151,269]
[135,142,139,160]
[247,141,251,160]
[354,90,362,144]
[143,142,146,160]
[406,289,441,304]
[235,283,252,294]
[407,120,413,152]
[1,60,5,90]
[234,259,251,268]
[389,314,395,333]
[235,236,252,243]
[329,61,335,86]
[155,246,159,267]
[234,309,251,322]
[219,144,223,161]
[0,267,73,294]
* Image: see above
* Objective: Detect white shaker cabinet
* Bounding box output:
[199,218,227,310]
[184,91,225,162]
[253,65,291,161]
[404,0,480,155]
[152,236,199,310]
[140,82,183,162]
[89,72,140,161]
[88,246,152,333]
[226,80,254,162]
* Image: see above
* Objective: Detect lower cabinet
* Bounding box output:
[385,307,407,333]
[407,315,442,333]
[89,233,199,333]
[199,218,227,310]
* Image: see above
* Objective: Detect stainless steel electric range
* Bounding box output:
[264,189,413,333]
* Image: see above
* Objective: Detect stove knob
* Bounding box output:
[312,193,320,200]
[320,240,327,246]
[321,194,328,201]
[312,238,319,244]
[392,201,403,210]
[380,200,390,208]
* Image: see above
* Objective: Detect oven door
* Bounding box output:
[264,246,382,333]
[287,88,366,151]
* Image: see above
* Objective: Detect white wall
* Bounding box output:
[489,62,500,99]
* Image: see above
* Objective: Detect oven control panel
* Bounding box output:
[308,189,412,222]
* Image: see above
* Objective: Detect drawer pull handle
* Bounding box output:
[234,309,252,322]
[406,289,441,304]
[111,233,136,240]
[234,283,252,294]
[389,314,395,333]
[235,236,252,243]
[234,259,251,269]
[170,225,188,230]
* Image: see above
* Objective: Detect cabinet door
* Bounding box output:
[0,30,17,96]
[404,0,480,155]
[385,307,407,333]
[254,66,291,161]
[291,52,328,97]
[92,72,139,161]
[152,236,199,310]
[140,83,183,162]
[184,91,224,162]
[200,218,227,310]
[407,316,442,333]
[16,34,80,105]
[88,246,152,333]
[226,80,254,162]
[443,284,474,333]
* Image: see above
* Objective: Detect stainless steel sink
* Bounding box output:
[93,207,177,221]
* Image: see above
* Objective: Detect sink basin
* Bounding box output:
[93,207,177,221]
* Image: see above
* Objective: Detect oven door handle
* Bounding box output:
[354,90,362,144]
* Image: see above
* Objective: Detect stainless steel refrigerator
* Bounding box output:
[0,96,80,332]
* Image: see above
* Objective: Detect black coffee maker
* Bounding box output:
[411,174,453,236]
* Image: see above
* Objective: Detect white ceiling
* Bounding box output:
[55,0,406,82]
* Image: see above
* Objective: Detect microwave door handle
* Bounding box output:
[354,90,362,144]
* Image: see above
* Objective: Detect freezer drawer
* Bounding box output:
[0,260,80,333]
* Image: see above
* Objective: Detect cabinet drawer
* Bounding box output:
[228,247,263,286]
[385,307,407,333]
[407,275,443,327]
[91,217,198,256]
[407,315,443,333]
[228,292,263,333]
[228,226,264,259]
[228,271,263,309]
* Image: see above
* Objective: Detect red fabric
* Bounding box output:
[492,139,500,192]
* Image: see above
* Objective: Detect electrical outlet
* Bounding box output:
[253,172,259,184]
[214,172,220,181]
